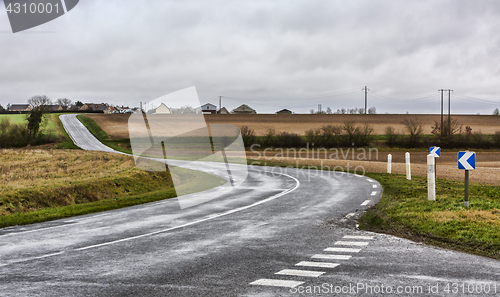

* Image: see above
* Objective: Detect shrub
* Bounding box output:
[493,131,500,148]
[0,118,31,148]
[305,128,322,146]
[343,121,359,145]
[402,117,423,147]
[275,132,303,148]
[240,126,256,147]
[320,125,342,147]
[356,124,374,146]
[385,126,399,147]
[263,128,276,147]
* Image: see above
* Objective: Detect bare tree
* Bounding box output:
[326,107,332,114]
[28,95,52,110]
[368,107,377,114]
[56,98,72,107]
[493,108,499,116]
[402,117,423,145]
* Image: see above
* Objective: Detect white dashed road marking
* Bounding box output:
[372,184,377,188]
[361,200,371,206]
[312,254,352,260]
[296,261,340,269]
[370,191,377,196]
[250,279,304,288]
[275,269,325,277]
[343,235,374,240]
[324,247,361,253]
[367,178,375,183]
[345,213,355,218]
[335,241,369,246]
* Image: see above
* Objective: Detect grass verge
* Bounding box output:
[359,173,500,260]
[77,114,132,153]
[247,158,500,260]
[0,149,225,228]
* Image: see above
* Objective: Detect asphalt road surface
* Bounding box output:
[0,114,498,296]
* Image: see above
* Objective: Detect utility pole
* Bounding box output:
[439,89,444,136]
[219,96,222,114]
[438,89,452,135]
[318,104,322,114]
[448,89,453,135]
[363,86,369,114]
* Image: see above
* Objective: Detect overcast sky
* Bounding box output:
[1,0,500,114]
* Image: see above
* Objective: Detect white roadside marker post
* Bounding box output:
[427,154,436,201]
[405,152,411,180]
[387,154,392,174]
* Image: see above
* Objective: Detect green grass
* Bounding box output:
[247,158,500,260]
[359,173,500,259]
[0,171,224,228]
[77,114,132,154]
[0,114,27,124]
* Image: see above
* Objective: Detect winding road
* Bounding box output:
[0,114,498,296]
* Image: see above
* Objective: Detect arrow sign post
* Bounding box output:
[458,151,476,207]
[430,146,440,177]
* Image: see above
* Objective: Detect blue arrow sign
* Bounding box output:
[458,151,475,170]
[430,147,440,157]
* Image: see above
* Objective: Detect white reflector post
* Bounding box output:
[405,152,411,180]
[387,154,392,174]
[427,154,436,201]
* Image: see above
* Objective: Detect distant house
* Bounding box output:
[276,109,292,114]
[155,103,171,114]
[200,103,217,114]
[104,106,118,114]
[8,104,29,112]
[46,105,65,112]
[79,103,108,112]
[218,107,229,114]
[232,104,256,114]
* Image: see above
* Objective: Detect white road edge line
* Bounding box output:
[296,261,340,269]
[0,252,64,267]
[75,173,300,251]
[324,247,361,253]
[275,269,325,277]
[249,279,304,288]
[312,254,351,260]
[343,235,374,240]
[361,200,371,206]
[335,241,369,246]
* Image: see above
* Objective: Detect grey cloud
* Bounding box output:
[0,0,500,114]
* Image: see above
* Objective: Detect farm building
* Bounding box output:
[46,105,66,112]
[155,103,171,114]
[79,103,108,112]
[198,103,217,114]
[276,109,292,114]
[8,104,29,112]
[232,104,256,114]
[218,107,229,114]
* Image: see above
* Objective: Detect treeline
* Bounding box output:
[386,118,500,149]
[241,122,374,148]
[240,117,500,149]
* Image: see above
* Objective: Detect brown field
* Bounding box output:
[87,113,500,139]
[86,113,500,185]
